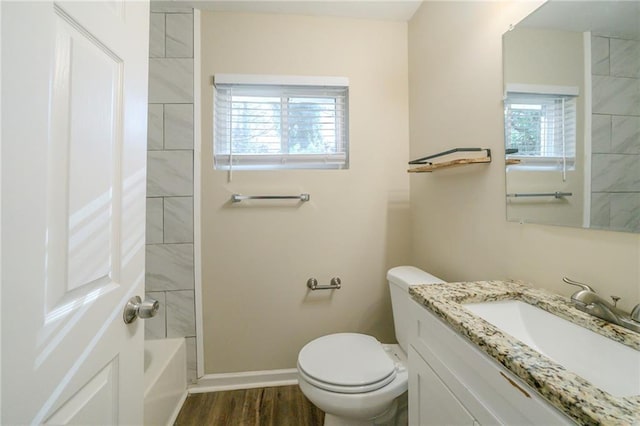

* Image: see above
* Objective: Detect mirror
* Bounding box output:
[503,1,640,233]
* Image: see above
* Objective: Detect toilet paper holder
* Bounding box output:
[307,277,341,291]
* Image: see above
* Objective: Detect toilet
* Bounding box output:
[297,266,444,426]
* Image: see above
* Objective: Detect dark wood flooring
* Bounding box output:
[174,385,325,426]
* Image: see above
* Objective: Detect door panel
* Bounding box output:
[1,1,149,424]
[48,4,123,307]
[45,358,118,425]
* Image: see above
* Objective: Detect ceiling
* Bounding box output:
[158,0,424,21]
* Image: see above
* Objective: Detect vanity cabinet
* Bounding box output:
[409,346,477,425]
[408,299,574,426]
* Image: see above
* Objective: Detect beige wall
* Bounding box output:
[408,2,640,312]
[504,28,585,227]
[200,12,410,373]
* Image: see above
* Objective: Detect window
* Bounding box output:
[214,74,349,170]
[504,88,577,170]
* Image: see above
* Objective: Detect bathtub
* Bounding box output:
[144,338,188,426]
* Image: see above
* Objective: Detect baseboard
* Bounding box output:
[189,368,298,393]
[166,390,188,426]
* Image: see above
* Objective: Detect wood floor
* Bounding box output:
[174,385,325,426]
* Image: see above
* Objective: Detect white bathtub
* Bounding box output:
[144,338,188,426]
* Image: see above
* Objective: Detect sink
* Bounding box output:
[464,300,640,397]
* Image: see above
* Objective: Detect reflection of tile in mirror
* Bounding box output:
[592,114,611,153]
[611,116,640,154]
[593,76,640,116]
[591,36,610,76]
[590,193,611,229]
[610,193,640,233]
[610,39,640,79]
[591,154,640,192]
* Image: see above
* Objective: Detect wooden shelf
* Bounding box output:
[408,156,491,173]
[407,148,492,173]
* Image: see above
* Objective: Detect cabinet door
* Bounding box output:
[409,346,476,426]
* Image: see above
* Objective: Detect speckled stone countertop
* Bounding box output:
[409,280,640,425]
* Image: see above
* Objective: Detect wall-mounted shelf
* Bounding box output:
[408,148,491,173]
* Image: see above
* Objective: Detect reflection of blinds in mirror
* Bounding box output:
[504,92,577,162]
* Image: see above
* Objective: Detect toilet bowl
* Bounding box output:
[297,266,444,426]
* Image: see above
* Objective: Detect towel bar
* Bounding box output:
[506,192,572,199]
[231,193,310,203]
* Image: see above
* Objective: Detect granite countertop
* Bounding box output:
[409,280,640,425]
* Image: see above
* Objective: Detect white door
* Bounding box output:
[2,1,149,424]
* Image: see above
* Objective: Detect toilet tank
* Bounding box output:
[387,266,444,352]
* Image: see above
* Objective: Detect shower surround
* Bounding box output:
[145,3,197,383]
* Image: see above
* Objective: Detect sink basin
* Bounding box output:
[464,300,640,397]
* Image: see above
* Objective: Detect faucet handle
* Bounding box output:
[631,304,640,324]
[562,277,595,292]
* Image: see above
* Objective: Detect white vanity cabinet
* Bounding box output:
[408,299,574,426]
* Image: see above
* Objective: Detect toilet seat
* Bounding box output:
[297,333,397,394]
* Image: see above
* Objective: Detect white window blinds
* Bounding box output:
[214,75,349,170]
[504,91,578,170]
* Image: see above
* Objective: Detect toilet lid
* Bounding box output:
[298,333,396,393]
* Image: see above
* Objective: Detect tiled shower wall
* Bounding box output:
[145,4,197,382]
[590,35,640,232]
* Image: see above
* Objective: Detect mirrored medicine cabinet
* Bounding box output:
[503,1,640,233]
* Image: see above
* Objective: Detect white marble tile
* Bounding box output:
[611,115,640,154]
[610,193,640,233]
[166,290,196,338]
[144,291,166,340]
[148,58,193,103]
[147,104,164,150]
[590,192,610,229]
[591,153,640,192]
[150,4,193,13]
[166,14,193,58]
[147,150,193,196]
[164,197,193,243]
[149,13,165,58]
[610,39,640,78]
[591,114,611,153]
[164,104,193,149]
[593,75,640,116]
[591,36,610,76]
[185,337,198,384]
[146,244,194,291]
[146,197,163,244]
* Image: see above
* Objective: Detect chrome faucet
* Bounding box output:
[563,277,640,334]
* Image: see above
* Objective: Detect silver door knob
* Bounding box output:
[123,296,160,324]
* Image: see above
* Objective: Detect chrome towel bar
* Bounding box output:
[307,277,341,291]
[506,192,572,199]
[231,193,310,203]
